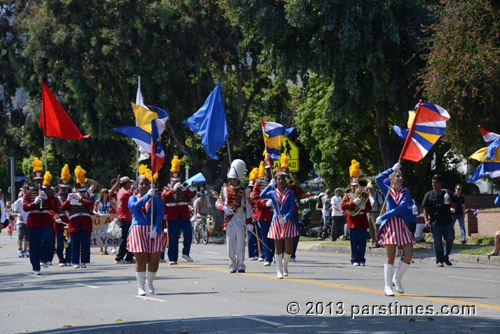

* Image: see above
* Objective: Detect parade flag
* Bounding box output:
[470,209,478,218]
[40,80,89,139]
[150,118,166,175]
[468,162,500,182]
[477,125,500,161]
[260,119,296,161]
[182,82,228,160]
[112,126,152,155]
[132,103,169,134]
[468,147,500,163]
[399,101,450,162]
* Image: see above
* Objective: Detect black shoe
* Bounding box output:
[229,269,236,273]
[444,259,452,266]
[237,269,245,273]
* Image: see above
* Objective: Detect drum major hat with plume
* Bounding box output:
[32,157,44,180]
[227,159,246,181]
[170,156,181,181]
[58,164,70,188]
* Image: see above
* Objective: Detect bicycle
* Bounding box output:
[193,214,210,245]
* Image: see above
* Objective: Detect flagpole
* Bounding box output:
[379,99,423,216]
[135,76,141,180]
[260,118,282,218]
[41,77,48,171]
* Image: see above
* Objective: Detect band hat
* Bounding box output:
[120,176,134,184]
[33,171,44,180]
[350,177,359,186]
[58,179,69,188]
[228,159,246,181]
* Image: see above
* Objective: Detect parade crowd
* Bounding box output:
[1,156,499,297]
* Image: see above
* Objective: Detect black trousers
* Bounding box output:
[115,219,134,261]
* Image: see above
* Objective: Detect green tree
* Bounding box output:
[4,0,280,194]
[421,0,500,156]
[223,0,431,174]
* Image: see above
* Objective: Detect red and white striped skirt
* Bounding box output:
[127,225,167,253]
[268,218,299,240]
[376,217,416,247]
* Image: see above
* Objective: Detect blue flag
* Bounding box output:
[182,82,228,160]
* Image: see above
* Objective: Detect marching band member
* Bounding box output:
[161,156,195,264]
[251,161,274,265]
[60,166,96,269]
[376,163,415,296]
[341,160,371,267]
[247,167,259,261]
[260,162,298,279]
[55,164,72,267]
[128,165,166,296]
[216,159,252,273]
[23,158,59,275]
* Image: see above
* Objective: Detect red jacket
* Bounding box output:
[341,191,371,229]
[251,178,273,221]
[54,192,70,231]
[290,183,304,216]
[162,187,195,221]
[60,197,94,233]
[23,187,59,229]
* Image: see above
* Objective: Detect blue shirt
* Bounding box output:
[260,184,295,221]
[376,167,411,229]
[128,194,164,233]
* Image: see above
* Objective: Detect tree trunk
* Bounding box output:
[374,107,398,169]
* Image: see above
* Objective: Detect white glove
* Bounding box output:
[174,183,183,191]
[279,217,287,224]
[73,192,81,199]
[444,191,450,205]
[223,206,234,216]
[247,225,254,232]
[269,179,276,187]
[353,197,362,205]
[56,218,62,224]
[34,196,42,205]
[266,199,273,207]
[360,203,366,210]
[147,188,155,196]
[40,191,48,200]
[150,230,157,239]
[392,162,401,172]
[376,216,382,225]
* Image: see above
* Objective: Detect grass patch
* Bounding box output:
[459,246,496,255]
[299,236,325,242]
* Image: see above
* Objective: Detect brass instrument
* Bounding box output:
[348,176,370,216]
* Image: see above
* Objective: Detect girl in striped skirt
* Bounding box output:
[375,163,415,296]
[128,171,166,296]
[260,172,298,279]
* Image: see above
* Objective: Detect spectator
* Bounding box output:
[94,188,115,255]
[486,231,500,256]
[450,184,467,245]
[422,174,457,267]
[13,185,30,257]
[114,176,136,264]
[330,188,346,241]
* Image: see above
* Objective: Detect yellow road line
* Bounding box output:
[176,263,500,311]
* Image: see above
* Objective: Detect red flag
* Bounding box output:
[40,80,90,139]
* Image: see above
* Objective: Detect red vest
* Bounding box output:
[251,178,273,221]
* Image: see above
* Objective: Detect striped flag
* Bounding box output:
[260,119,296,161]
[399,101,450,162]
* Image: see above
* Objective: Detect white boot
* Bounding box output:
[283,253,291,277]
[275,254,284,279]
[146,271,157,294]
[384,264,394,296]
[392,261,409,294]
[136,272,146,296]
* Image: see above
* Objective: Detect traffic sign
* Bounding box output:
[273,136,299,172]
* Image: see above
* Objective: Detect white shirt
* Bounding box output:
[331,196,343,217]
[13,197,29,225]
[0,198,5,222]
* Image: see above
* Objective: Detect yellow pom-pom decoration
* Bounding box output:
[258,162,265,178]
[60,164,70,182]
[349,159,360,178]
[74,166,87,184]
[43,171,52,187]
[32,157,43,173]
[143,168,153,183]
[153,172,158,182]
[280,154,288,169]
[249,168,259,182]
[262,149,267,158]
[138,164,148,177]
[170,156,180,173]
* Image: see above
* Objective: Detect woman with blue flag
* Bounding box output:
[128,165,166,296]
[375,163,415,296]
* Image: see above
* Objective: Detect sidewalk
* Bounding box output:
[297,240,500,266]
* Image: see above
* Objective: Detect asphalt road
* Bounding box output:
[1,232,499,334]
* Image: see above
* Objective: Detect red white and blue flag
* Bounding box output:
[478,125,500,161]
[399,101,450,162]
[260,119,296,161]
